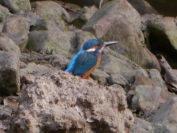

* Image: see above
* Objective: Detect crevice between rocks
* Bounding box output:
[148,27,177,68]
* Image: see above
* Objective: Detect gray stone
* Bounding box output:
[0,33,20,56]
[91,69,109,85]
[108,74,129,86]
[72,6,97,28]
[31,1,70,31]
[2,16,30,52]
[10,71,134,133]
[0,5,12,21]
[150,97,177,133]
[130,117,153,133]
[30,19,63,31]
[12,0,31,11]
[27,30,75,56]
[0,51,20,95]
[20,62,54,78]
[131,85,161,117]
[0,0,31,13]
[148,69,167,89]
[98,49,140,75]
[46,54,69,70]
[122,69,148,84]
[0,0,19,13]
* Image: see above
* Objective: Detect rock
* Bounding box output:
[45,0,100,7]
[0,5,12,21]
[30,19,63,31]
[83,0,160,69]
[0,0,19,13]
[31,1,70,31]
[2,15,29,33]
[150,97,177,133]
[130,74,160,90]
[130,117,153,133]
[2,16,30,52]
[0,0,31,13]
[130,74,174,105]
[0,34,20,95]
[131,85,161,118]
[147,17,177,64]
[10,71,134,133]
[12,0,31,11]
[0,33,20,55]
[157,54,177,84]
[0,51,20,95]
[107,74,129,87]
[147,69,167,89]
[46,54,69,70]
[91,69,109,85]
[98,49,140,75]
[127,0,158,15]
[17,11,41,27]
[72,6,97,28]
[27,30,75,56]
[20,52,46,64]
[6,32,28,52]
[122,69,148,84]
[20,62,54,78]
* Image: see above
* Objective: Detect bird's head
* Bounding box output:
[82,39,118,52]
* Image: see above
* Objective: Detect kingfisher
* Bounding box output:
[65,39,118,79]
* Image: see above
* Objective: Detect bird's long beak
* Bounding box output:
[103,41,118,47]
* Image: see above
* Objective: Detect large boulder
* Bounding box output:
[27,30,75,56]
[131,85,161,118]
[150,97,177,133]
[130,117,153,133]
[12,0,31,11]
[0,5,12,21]
[0,0,31,13]
[10,71,134,133]
[2,16,30,52]
[0,0,19,13]
[83,0,160,69]
[0,51,20,95]
[0,34,20,95]
[31,1,70,31]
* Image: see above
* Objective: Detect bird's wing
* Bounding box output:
[65,50,85,72]
[73,52,98,75]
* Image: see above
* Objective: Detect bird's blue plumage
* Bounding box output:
[83,39,102,50]
[65,50,85,72]
[65,39,103,76]
[72,52,99,75]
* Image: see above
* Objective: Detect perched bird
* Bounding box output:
[65,39,118,79]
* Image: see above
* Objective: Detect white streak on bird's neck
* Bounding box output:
[86,48,95,52]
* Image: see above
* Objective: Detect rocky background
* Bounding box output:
[0,0,177,133]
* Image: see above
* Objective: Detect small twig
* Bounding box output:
[61,5,83,15]
[99,0,104,9]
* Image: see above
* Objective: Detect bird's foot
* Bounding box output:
[81,75,91,79]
